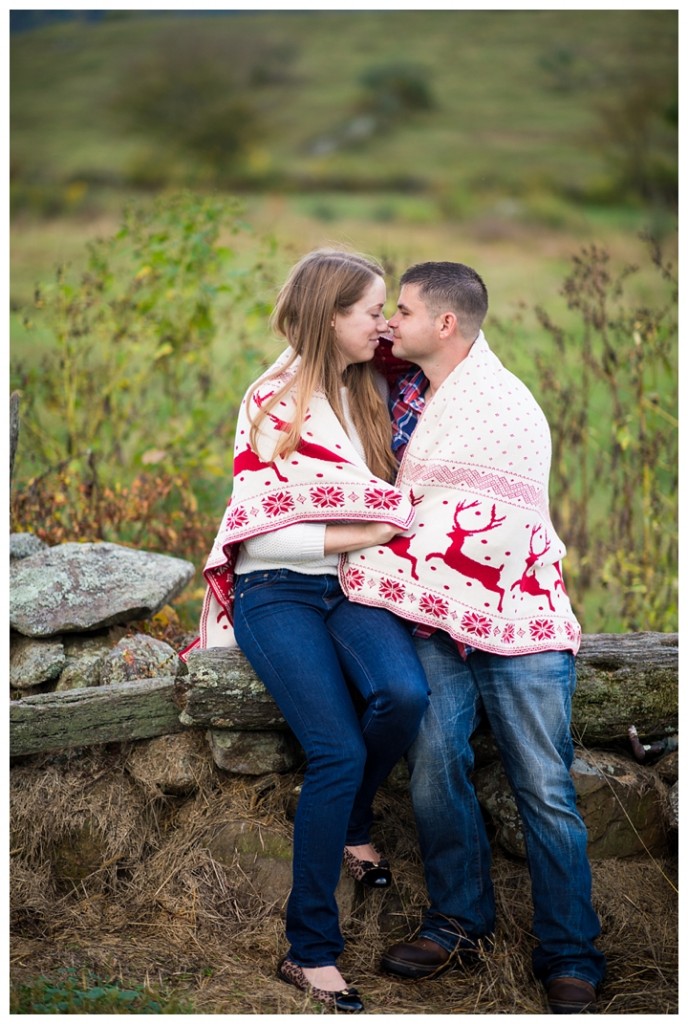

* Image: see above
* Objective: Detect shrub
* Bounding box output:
[493,237,677,632]
[10,192,278,618]
[358,62,436,122]
[109,26,295,184]
[588,74,678,206]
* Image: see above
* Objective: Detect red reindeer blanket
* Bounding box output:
[183,349,416,655]
[340,333,582,656]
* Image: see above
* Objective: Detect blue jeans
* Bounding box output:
[233,569,429,967]
[408,630,606,988]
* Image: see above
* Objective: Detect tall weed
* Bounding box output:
[493,238,677,632]
[12,196,276,473]
[11,193,279,621]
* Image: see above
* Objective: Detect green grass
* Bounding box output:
[10,967,194,1014]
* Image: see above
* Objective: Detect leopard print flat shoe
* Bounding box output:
[343,846,392,888]
[277,957,365,1013]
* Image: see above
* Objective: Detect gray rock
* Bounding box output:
[10,635,66,690]
[10,542,195,638]
[208,729,301,774]
[178,647,286,730]
[474,748,669,859]
[55,634,115,691]
[10,532,49,561]
[179,634,678,748]
[574,632,678,744]
[99,634,181,686]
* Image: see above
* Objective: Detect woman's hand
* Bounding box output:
[324,521,405,555]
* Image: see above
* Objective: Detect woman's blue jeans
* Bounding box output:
[407,630,606,988]
[233,569,429,967]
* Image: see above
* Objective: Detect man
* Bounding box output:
[341,262,606,1013]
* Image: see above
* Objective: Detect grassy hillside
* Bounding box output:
[11,9,677,201]
[9,8,678,319]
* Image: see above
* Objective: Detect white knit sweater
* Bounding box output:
[234,388,365,577]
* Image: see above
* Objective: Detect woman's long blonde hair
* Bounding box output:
[248,248,397,481]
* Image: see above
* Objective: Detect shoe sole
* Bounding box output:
[379,955,454,981]
[548,1000,597,1014]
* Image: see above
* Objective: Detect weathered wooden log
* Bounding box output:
[10,633,678,757]
[177,632,678,745]
[574,632,678,744]
[176,647,286,730]
[10,676,183,757]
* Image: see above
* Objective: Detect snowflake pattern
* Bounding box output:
[460,610,492,638]
[310,485,345,508]
[565,621,580,643]
[262,491,295,517]
[419,593,449,618]
[364,487,402,510]
[529,618,556,641]
[501,622,516,644]
[345,567,365,591]
[225,506,249,530]
[379,578,406,603]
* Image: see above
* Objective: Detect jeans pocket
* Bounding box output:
[235,569,285,598]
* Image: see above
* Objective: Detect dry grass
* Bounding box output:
[10,747,678,1015]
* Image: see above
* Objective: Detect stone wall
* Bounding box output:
[10,534,679,859]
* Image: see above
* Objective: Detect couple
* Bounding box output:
[192,248,606,1014]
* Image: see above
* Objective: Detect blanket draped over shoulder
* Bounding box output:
[183,348,416,656]
[340,333,582,656]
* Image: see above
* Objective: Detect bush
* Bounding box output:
[358,62,436,122]
[492,237,678,632]
[10,192,278,618]
[110,26,294,184]
[588,74,678,206]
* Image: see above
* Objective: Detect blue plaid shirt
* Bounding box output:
[389,366,430,458]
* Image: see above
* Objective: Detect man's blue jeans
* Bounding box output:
[233,569,429,967]
[408,630,606,988]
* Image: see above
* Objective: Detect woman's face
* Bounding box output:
[333,275,388,369]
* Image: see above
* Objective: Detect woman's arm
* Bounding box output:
[324,521,403,554]
[243,520,404,561]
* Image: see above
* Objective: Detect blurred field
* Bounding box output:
[10,10,676,197]
[10,9,677,327]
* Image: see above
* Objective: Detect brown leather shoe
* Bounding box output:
[380,937,456,980]
[546,977,597,1013]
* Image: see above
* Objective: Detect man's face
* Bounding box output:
[387,283,440,364]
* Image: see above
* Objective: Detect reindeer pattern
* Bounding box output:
[233,387,356,486]
[378,494,567,616]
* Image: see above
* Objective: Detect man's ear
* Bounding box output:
[438,311,458,337]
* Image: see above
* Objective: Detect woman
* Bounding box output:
[192,249,429,1013]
